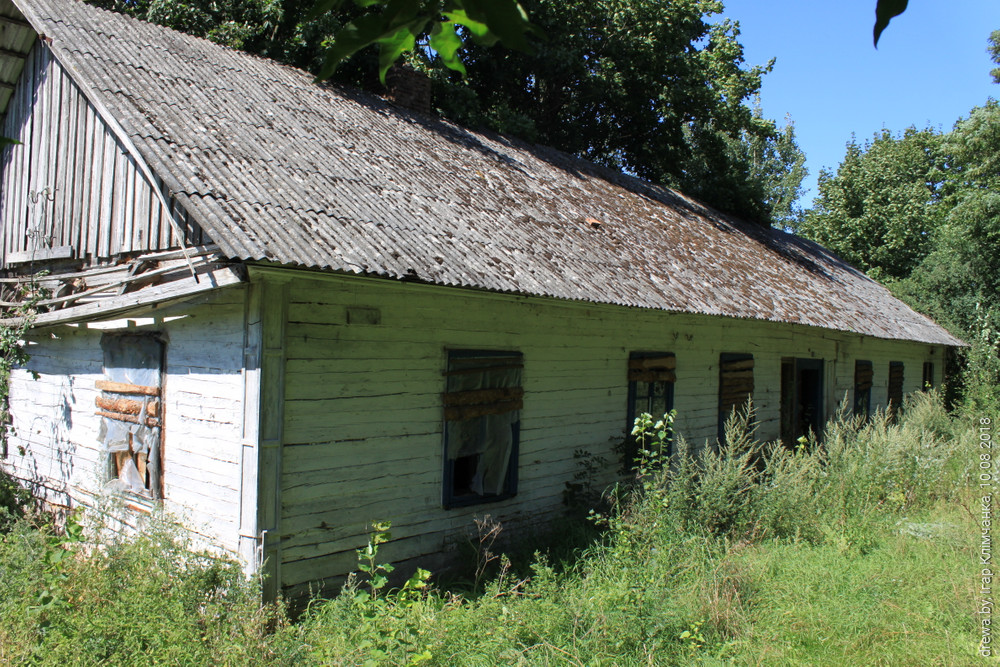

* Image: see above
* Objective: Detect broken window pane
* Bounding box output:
[442,350,522,507]
[97,334,164,498]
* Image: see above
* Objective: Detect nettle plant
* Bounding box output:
[0,277,47,454]
[630,411,676,488]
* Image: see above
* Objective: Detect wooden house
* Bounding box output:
[0,0,962,598]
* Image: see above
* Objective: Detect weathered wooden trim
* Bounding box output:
[6,244,74,264]
[627,368,676,383]
[95,380,160,397]
[720,359,754,372]
[442,362,523,376]
[95,396,160,417]
[627,356,676,371]
[10,263,244,327]
[239,279,262,572]
[255,274,290,600]
[443,399,523,421]
[0,245,219,283]
[95,409,158,427]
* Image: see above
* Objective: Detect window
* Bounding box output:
[626,352,676,462]
[922,361,934,390]
[719,353,754,442]
[780,358,825,447]
[888,361,904,420]
[97,334,164,498]
[854,360,873,420]
[442,350,522,508]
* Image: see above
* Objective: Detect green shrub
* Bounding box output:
[0,468,30,532]
[0,510,300,665]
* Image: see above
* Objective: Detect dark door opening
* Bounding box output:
[780,358,824,448]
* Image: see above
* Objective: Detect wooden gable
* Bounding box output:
[0,42,205,270]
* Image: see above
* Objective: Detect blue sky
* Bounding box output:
[721,0,1000,206]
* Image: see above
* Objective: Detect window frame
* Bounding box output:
[441,349,522,509]
[780,357,825,447]
[97,333,166,500]
[718,353,754,443]
[854,360,873,420]
[626,352,676,461]
[888,361,905,420]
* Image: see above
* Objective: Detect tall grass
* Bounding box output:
[0,391,981,664]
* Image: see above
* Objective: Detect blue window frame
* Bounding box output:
[442,350,522,508]
[626,352,676,461]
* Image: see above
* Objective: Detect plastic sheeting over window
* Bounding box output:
[443,351,522,506]
[97,334,164,498]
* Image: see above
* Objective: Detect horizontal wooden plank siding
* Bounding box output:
[275,273,945,594]
[1,285,248,555]
[0,43,203,267]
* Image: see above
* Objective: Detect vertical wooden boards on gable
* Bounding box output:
[0,42,204,267]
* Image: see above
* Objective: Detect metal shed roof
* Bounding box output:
[11,0,963,346]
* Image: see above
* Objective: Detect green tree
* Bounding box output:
[795,127,946,281]
[895,101,1000,331]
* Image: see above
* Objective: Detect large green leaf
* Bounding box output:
[461,0,533,52]
[429,20,466,75]
[377,20,425,82]
[873,0,908,47]
[311,0,536,81]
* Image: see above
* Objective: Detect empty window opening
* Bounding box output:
[922,361,934,390]
[719,353,754,443]
[854,360,873,420]
[888,361,904,420]
[625,352,676,464]
[97,334,164,498]
[780,358,825,447]
[442,350,522,508]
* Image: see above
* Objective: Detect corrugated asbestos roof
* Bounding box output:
[13,0,963,346]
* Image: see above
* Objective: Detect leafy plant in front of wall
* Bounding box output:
[309,520,436,666]
[31,511,86,636]
[0,276,46,531]
[591,411,675,532]
[0,275,47,458]
[0,465,30,532]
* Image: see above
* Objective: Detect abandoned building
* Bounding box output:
[0,0,962,598]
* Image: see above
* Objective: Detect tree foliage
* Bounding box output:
[796,128,946,281]
[798,33,1000,404]
[895,101,1000,331]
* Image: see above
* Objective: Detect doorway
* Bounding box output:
[780,358,824,448]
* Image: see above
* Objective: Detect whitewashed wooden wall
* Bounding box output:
[1,286,247,555]
[272,272,943,594]
[0,43,202,267]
